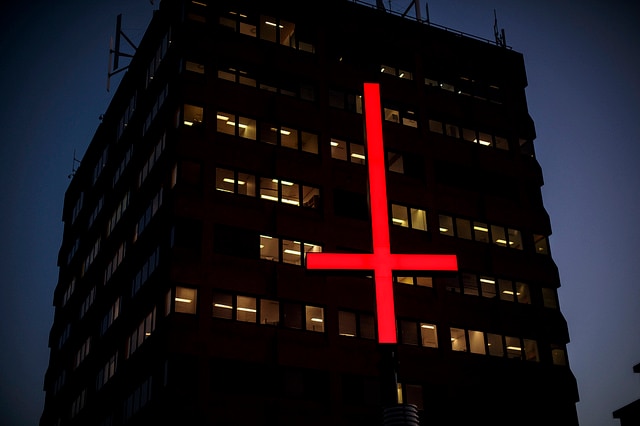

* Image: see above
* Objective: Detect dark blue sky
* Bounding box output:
[1,1,638,425]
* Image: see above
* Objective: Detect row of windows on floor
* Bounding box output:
[215,169,551,255]
[214,7,504,106]
[185,97,517,155]
[172,287,568,366]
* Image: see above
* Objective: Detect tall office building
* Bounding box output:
[40,0,579,425]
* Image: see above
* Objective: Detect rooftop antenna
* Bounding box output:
[107,14,138,92]
[68,149,80,179]
[401,0,423,22]
[493,9,507,47]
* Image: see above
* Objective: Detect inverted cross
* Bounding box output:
[306,83,458,344]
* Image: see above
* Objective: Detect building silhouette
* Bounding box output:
[40,0,579,425]
[613,363,640,426]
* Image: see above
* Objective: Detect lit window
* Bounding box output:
[280,126,298,149]
[450,328,467,352]
[473,221,489,243]
[415,277,433,287]
[303,242,322,261]
[302,186,320,209]
[260,235,279,262]
[330,138,347,161]
[410,208,427,231]
[237,116,256,139]
[281,181,300,206]
[468,330,485,354]
[183,104,204,127]
[237,172,255,196]
[420,323,438,348]
[306,306,324,332]
[505,336,522,359]
[282,239,302,265]
[212,293,233,319]
[215,168,235,193]
[350,143,366,165]
[480,276,497,299]
[392,204,409,228]
[508,228,523,250]
[384,107,400,123]
[439,215,454,236]
[216,111,234,135]
[236,296,257,322]
[499,279,515,302]
[534,234,549,254]
[175,287,197,314]
[279,19,295,47]
[259,178,279,202]
[492,225,508,247]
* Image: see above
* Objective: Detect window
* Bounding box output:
[184,104,204,127]
[479,276,497,299]
[400,321,418,345]
[212,293,233,319]
[438,215,454,236]
[305,306,324,332]
[338,310,375,339]
[175,287,197,314]
[391,204,427,231]
[260,299,279,325]
[260,235,279,262]
[388,152,404,173]
[450,328,467,352]
[551,344,567,366]
[395,276,433,288]
[468,330,486,354]
[487,333,504,357]
[505,336,522,359]
[339,311,357,337]
[237,296,257,322]
[185,60,204,74]
[420,323,438,348]
[216,111,256,139]
[534,234,550,254]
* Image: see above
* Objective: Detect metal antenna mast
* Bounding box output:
[107,14,138,92]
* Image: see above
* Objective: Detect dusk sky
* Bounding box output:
[1,1,638,425]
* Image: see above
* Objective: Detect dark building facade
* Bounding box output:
[40,0,579,425]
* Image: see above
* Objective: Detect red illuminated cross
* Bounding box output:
[306,83,458,344]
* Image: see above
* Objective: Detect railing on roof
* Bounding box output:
[350,0,511,49]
